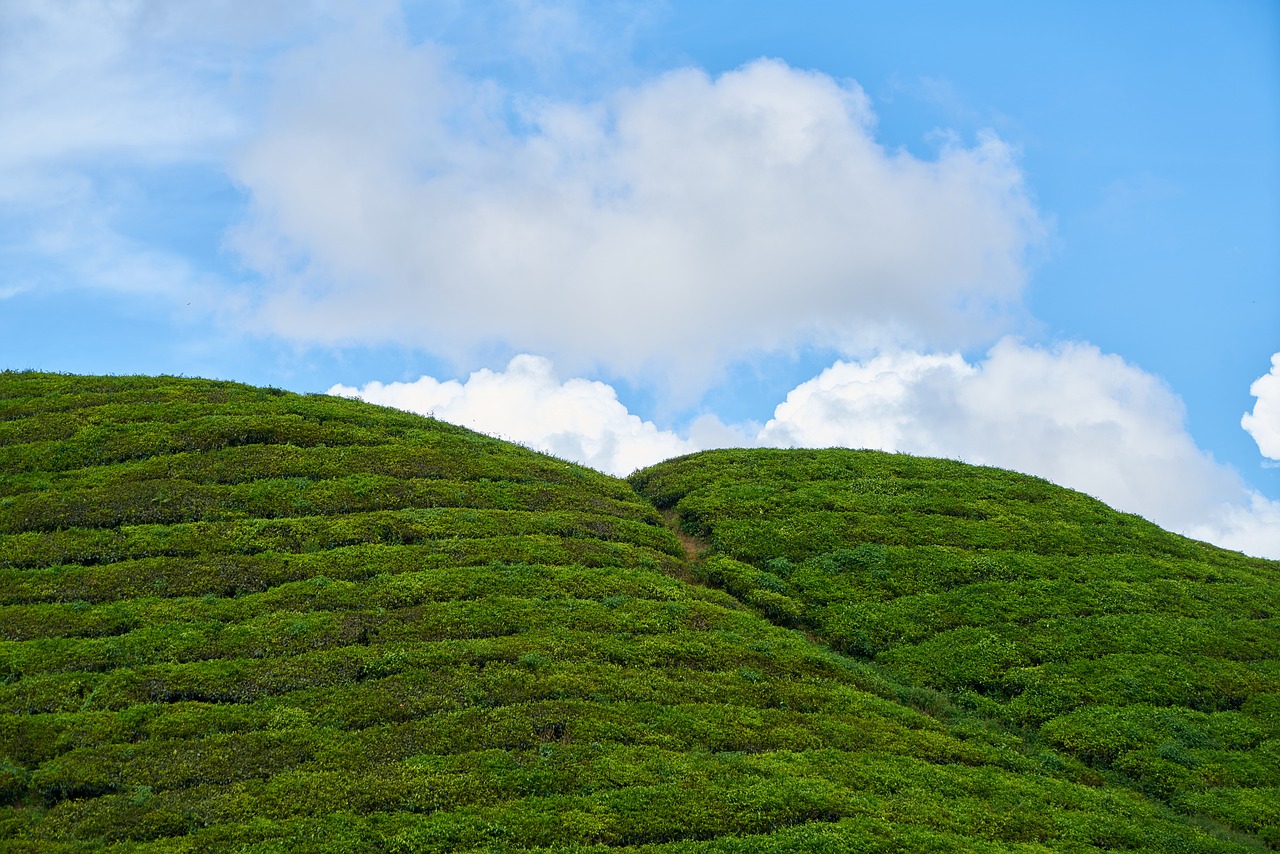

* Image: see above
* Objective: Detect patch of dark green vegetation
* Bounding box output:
[0,372,1275,851]
[630,449,1280,848]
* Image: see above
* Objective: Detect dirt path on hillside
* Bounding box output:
[662,509,705,562]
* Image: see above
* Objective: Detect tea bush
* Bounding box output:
[631,448,1280,845]
[1,374,1272,850]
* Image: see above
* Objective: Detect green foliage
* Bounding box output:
[1,375,1276,851]
[631,448,1280,847]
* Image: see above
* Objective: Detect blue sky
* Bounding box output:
[2,1,1278,556]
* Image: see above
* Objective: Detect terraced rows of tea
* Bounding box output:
[0,372,1275,851]
[631,449,1280,848]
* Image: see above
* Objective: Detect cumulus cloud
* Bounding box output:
[757,339,1279,558]
[232,16,1044,387]
[1182,494,1280,562]
[1242,352,1280,461]
[5,1,1044,389]
[329,354,692,476]
[334,342,1280,558]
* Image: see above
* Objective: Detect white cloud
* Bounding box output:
[329,354,692,476]
[1183,494,1280,561]
[0,0,249,195]
[0,1,359,309]
[757,339,1279,558]
[231,22,1045,388]
[3,1,1043,391]
[0,1,255,306]
[333,342,1280,559]
[1242,352,1280,461]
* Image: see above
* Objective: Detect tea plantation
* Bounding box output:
[631,449,1280,849]
[1,372,1276,851]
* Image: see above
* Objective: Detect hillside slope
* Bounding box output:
[0,372,1273,851]
[631,449,1280,847]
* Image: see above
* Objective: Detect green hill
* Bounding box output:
[629,450,1280,846]
[1,372,1276,852]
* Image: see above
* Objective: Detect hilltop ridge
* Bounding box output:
[1,372,1277,851]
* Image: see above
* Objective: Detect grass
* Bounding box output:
[1,372,1276,851]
